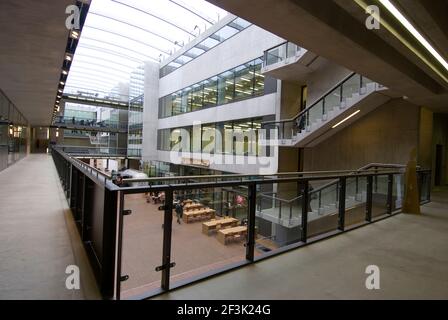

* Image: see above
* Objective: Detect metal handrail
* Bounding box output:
[262,72,357,126]
[258,163,412,205]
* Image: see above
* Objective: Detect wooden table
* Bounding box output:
[202,217,239,235]
[217,226,247,245]
[183,208,216,223]
[184,203,203,211]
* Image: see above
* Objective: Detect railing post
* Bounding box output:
[161,189,174,291]
[301,181,309,242]
[338,177,346,231]
[387,174,393,214]
[279,201,282,220]
[366,175,373,222]
[246,183,256,262]
[115,191,124,300]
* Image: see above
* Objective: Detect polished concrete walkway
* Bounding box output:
[0,154,100,299]
[155,188,448,300]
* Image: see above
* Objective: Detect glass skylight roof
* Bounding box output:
[65,0,228,98]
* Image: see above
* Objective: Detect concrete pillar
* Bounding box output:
[142,61,160,162]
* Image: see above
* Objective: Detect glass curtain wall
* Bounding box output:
[128,94,143,158]
[159,58,272,118]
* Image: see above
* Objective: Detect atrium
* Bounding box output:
[0,0,447,302]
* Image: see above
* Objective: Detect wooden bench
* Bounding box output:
[217,226,247,245]
[202,217,239,235]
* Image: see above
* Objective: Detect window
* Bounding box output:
[203,77,218,108]
[218,70,235,105]
[202,124,215,153]
[234,62,255,100]
[213,26,239,42]
[254,58,265,95]
[191,84,204,112]
[158,58,268,118]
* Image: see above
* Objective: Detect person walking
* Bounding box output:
[175,200,183,224]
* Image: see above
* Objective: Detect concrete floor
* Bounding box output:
[155,188,448,300]
[0,154,100,300]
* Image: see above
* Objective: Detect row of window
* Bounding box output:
[157,117,274,157]
[159,58,277,118]
[159,17,252,78]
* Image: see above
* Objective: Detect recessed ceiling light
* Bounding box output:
[62,70,68,75]
[60,81,65,85]
[65,55,72,61]
[379,0,448,72]
[332,110,361,129]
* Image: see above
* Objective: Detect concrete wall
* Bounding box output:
[305,61,351,107]
[159,25,284,97]
[280,81,302,119]
[142,62,160,162]
[418,107,433,169]
[303,99,421,171]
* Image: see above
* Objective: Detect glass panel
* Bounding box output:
[342,74,361,101]
[307,101,324,127]
[234,62,254,100]
[393,173,404,210]
[190,84,203,112]
[307,179,340,238]
[286,43,298,58]
[265,43,286,66]
[169,185,247,287]
[202,124,216,154]
[181,87,191,113]
[253,59,265,95]
[232,18,251,29]
[172,92,182,116]
[324,88,341,115]
[372,175,389,217]
[254,181,302,257]
[203,77,218,108]
[199,37,220,50]
[217,70,234,105]
[120,192,163,299]
[213,25,239,42]
[345,177,367,226]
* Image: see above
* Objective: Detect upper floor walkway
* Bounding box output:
[155,187,448,299]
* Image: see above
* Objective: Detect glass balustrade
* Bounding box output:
[263,73,378,140]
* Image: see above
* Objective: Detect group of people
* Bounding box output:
[146,191,166,204]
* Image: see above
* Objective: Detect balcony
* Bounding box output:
[262,41,319,82]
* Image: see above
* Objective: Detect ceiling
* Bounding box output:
[206,0,448,113]
[65,0,228,97]
[0,0,74,126]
